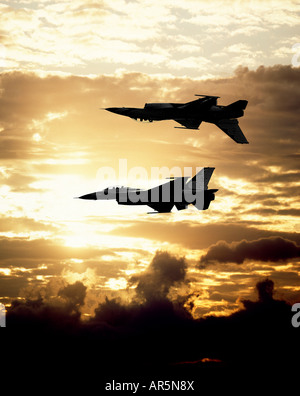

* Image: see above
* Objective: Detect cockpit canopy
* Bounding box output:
[144,103,174,109]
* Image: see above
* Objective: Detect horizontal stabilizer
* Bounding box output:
[216,119,249,144]
[175,202,188,211]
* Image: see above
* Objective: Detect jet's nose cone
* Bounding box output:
[77,192,97,200]
[105,107,127,115]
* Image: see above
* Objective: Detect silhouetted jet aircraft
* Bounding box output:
[106,95,248,144]
[77,167,218,214]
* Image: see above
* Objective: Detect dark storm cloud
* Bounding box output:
[6,269,297,378]
[58,281,87,309]
[200,236,300,265]
[7,251,194,374]
[7,280,86,334]
[129,251,187,302]
[251,278,274,302]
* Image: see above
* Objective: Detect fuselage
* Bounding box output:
[77,168,218,213]
[105,96,248,143]
[106,103,244,124]
[78,185,218,209]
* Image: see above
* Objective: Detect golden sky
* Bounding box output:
[1,0,300,324]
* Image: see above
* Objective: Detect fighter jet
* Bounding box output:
[105,95,248,144]
[77,167,218,214]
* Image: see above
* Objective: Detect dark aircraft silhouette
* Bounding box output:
[77,167,218,214]
[106,95,248,144]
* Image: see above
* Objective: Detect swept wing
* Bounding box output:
[174,119,202,129]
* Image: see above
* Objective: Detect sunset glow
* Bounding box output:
[1,0,300,382]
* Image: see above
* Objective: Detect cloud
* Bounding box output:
[0,216,57,233]
[1,65,300,169]
[6,251,195,374]
[246,208,300,217]
[0,236,104,263]
[110,221,300,250]
[1,65,300,321]
[58,280,87,310]
[0,235,140,301]
[6,269,297,378]
[200,237,300,265]
[7,280,85,332]
[129,251,188,302]
[1,1,300,78]
[255,278,274,302]
[0,0,175,71]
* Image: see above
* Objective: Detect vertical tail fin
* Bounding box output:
[185,167,215,190]
[185,168,217,210]
[225,100,248,112]
[224,100,248,118]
